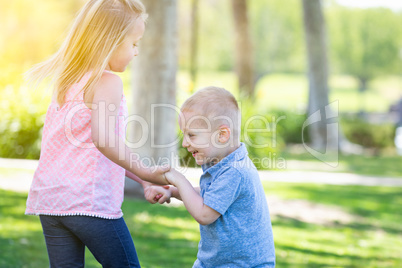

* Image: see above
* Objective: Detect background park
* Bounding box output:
[1,0,402,267]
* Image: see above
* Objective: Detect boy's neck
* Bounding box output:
[210,142,241,166]
[225,143,241,157]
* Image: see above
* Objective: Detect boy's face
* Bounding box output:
[179,111,225,166]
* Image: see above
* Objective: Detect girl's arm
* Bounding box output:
[91,72,169,185]
[125,170,152,188]
[165,169,220,225]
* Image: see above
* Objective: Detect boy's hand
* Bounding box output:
[164,168,186,186]
[144,185,172,204]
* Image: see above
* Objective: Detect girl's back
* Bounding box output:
[26,71,128,219]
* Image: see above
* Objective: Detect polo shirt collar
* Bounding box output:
[201,142,247,176]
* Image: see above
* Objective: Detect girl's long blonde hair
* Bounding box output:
[26,0,147,107]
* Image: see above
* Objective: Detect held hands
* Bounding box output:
[144,185,172,204]
[143,168,187,204]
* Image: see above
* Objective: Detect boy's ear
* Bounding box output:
[218,125,231,143]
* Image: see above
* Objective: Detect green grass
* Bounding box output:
[0,190,198,268]
[280,152,402,178]
[1,183,401,267]
[265,182,402,267]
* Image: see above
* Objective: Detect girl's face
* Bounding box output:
[107,18,145,72]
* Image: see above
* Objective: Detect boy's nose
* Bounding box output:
[182,137,189,148]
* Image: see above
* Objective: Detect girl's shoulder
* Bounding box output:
[98,71,123,90]
[92,71,124,105]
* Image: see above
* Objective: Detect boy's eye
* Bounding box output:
[133,44,138,47]
[188,133,195,138]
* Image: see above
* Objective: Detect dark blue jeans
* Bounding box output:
[39,215,140,268]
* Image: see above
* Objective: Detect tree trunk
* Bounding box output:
[126,0,178,198]
[302,0,362,160]
[358,77,368,117]
[231,0,254,98]
[302,0,338,155]
[189,0,199,94]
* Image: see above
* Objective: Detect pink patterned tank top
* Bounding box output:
[26,72,128,219]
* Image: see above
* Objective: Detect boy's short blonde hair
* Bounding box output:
[181,86,240,139]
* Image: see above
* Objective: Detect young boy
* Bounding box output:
[145,86,275,267]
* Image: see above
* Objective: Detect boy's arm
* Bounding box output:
[165,169,220,225]
[167,186,181,200]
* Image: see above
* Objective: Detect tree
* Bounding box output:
[250,0,304,75]
[302,0,338,152]
[189,0,199,94]
[231,0,255,98]
[328,7,401,113]
[301,0,363,160]
[126,0,178,197]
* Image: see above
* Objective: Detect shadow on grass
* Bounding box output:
[2,183,402,268]
[265,182,402,267]
[276,244,399,268]
[0,190,48,268]
[122,198,199,267]
[280,152,402,178]
[0,190,198,268]
[266,183,402,230]
[342,155,402,178]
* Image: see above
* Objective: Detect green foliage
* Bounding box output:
[0,0,82,160]
[2,0,402,82]
[249,0,305,74]
[178,0,234,72]
[327,6,402,83]
[271,111,396,151]
[341,116,395,149]
[0,86,49,159]
[2,0,401,161]
[177,0,402,78]
[240,99,285,169]
[263,109,396,152]
[270,110,309,144]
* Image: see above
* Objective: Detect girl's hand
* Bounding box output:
[144,185,171,204]
[143,165,171,185]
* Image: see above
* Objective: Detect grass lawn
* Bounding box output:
[1,182,401,267]
[280,152,402,178]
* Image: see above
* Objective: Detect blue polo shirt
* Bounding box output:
[193,143,275,268]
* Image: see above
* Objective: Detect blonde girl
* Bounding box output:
[25,0,168,267]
